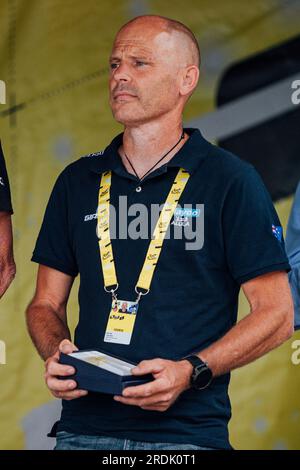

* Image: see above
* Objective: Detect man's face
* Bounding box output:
[109,21,183,126]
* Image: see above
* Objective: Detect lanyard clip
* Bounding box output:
[104,284,119,302]
[135,286,149,304]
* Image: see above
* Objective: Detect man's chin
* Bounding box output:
[112,111,147,126]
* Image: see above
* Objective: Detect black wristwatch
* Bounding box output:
[183,355,213,390]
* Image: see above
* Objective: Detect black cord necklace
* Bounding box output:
[123,130,185,183]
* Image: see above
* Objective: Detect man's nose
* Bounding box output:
[112,62,132,82]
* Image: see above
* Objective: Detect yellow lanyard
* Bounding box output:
[97,168,190,300]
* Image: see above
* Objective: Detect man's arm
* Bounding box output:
[26,265,88,400]
[114,271,294,411]
[26,264,74,359]
[190,270,294,376]
[0,212,16,298]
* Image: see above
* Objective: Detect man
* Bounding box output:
[286,181,300,330]
[26,15,294,451]
[0,141,15,298]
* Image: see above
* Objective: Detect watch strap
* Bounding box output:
[183,355,207,368]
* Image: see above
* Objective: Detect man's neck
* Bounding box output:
[118,121,189,179]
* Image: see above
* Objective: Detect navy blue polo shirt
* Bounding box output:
[0,141,13,213]
[31,127,290,450]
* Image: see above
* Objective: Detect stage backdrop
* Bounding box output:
[0,0,299,450]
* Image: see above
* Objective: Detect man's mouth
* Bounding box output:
[113,92,137,101]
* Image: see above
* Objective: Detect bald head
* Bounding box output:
[109,15,200,126]
[116,15,200,69]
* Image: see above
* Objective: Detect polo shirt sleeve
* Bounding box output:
[31,169,79,277]
[286,181,300,330]
[0,141,13,214]
[222,165,290,285]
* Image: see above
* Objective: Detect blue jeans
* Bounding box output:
[55,431,214,450]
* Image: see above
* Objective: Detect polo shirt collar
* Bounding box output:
[89,127,210,177]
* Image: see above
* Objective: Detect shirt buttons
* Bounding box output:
[136,186,142,192]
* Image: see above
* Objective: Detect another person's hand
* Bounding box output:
[114,358,193,411]
[0,212,16,299]
[44,339,88,400]
[0,259,15,298]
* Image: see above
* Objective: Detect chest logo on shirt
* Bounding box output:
[83,202,204,251]
[0,177,5,186]
[171,207,201,227]
[84,212,97,221]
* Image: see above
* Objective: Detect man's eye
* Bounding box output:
[109,61,146,69]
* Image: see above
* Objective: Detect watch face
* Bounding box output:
[192,365,213,390]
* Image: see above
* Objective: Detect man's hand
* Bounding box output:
[44,339,88,401]
[114,358,193,412]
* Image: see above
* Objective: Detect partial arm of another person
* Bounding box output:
[115,271,294,411]
[0,211,16,298]
[26,264,88,400]
[285,181,300,330]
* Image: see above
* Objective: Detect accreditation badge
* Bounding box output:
[104,299,139,345]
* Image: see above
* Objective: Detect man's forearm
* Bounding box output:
[26,303,71,360]
[196,306,293,377]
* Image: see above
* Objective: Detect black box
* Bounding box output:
[59,349,154,395]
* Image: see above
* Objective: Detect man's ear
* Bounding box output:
[180,65,199,97]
